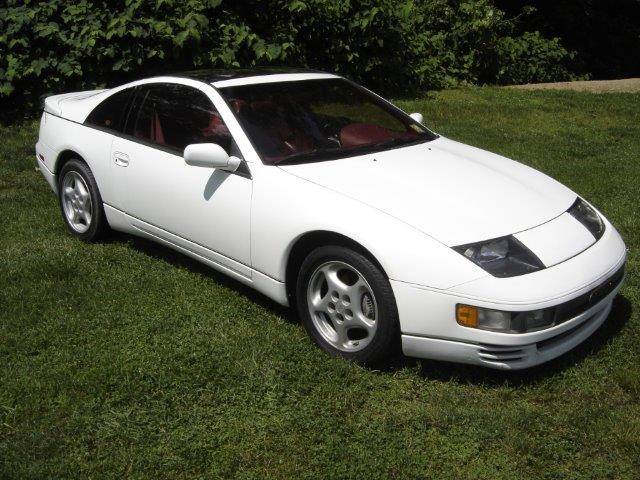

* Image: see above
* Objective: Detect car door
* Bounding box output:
[110,82,253,278]
[82,86,137,205]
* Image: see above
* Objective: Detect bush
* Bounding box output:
[493,32,576,85]
[0,0,576,120]
[496,0,640,80]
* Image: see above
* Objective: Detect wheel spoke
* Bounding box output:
[80,192,91,210]
[80,208,92,225]
[351,311,375,330]
[310,291,330,310]
[75,177,88,197]
[332,317,348,345]
[322,264,348,295]
[345,278,368,305]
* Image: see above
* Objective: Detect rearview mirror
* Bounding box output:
[184,143,241,172]
[409,112,424,124]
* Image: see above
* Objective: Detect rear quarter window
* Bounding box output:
[85,88,135,132]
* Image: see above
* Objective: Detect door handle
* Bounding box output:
[114,152,129,167]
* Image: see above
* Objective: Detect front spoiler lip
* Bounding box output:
[402,289,618,370]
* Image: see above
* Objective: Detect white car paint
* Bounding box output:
[277,137,578,247]
[212,72,336,88]
[36,72,626,369]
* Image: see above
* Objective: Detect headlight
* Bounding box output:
[453,235,544,278]
[456,304,554,332]
[568,197,604,240]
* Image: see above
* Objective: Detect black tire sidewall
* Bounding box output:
[57,159,107,242]
[296,245,400,365]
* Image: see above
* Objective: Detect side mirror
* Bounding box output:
[184,143,241,172]
[409,112,424,124]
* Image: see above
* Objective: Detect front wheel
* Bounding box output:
[296,245,400,365]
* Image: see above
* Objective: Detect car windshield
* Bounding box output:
[218,78,437,165]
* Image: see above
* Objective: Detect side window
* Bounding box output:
[85,88,134,132]
[130,84,233,154]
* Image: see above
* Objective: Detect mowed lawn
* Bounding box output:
[1,87,639,479]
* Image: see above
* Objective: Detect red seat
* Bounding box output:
[151,113,166,145]
[249,101,314,155]
[231,99,248,114]
[201,113,230,139]
[134,112,166,146]
[340,123,395,148]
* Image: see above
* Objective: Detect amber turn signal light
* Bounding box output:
[456,304,478,328]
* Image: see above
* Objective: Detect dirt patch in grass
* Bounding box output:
[510,78,640,93]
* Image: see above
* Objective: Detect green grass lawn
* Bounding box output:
[1,87,639,479]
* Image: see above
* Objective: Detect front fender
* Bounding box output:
[251,166,487,290]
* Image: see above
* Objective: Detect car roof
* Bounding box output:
[120,68,341,92]
[174,67,329,84]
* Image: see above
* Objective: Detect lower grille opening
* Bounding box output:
[555,265,624,324]
[481,348,523,355]
[536,313,597,351]
[478,345,527,363]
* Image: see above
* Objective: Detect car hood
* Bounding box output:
[278,137,577,246]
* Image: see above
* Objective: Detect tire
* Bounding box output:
[57,158,109,242]
[296,245,400,365]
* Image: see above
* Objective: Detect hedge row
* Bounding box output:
[0,0,576,119]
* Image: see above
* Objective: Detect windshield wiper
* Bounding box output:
[273,149,339,166]
[273,135,431,166]
[368,135,429,150]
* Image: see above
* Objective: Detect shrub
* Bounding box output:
[496,0,640,80]
[0,0,576,120]
[493,32,577,85]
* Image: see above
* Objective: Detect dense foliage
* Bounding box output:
[496,0,640,80]
[0,0,576,118]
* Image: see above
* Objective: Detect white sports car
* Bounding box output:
[36,69,626,369]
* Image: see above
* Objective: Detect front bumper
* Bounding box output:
[392,219,626,370]
[402,282,619,370]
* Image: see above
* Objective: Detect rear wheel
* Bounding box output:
[57,159,109,242]
[296,245,400,365]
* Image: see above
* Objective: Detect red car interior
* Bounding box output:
[227,95,420,161]
[133,86,422,159]
[340,123,418,149]
[135,112,167,146]
[232,99,315,159]
[201,113,230,139]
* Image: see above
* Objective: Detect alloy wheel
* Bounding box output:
[61,171,93,233]
[306,261,378,352]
